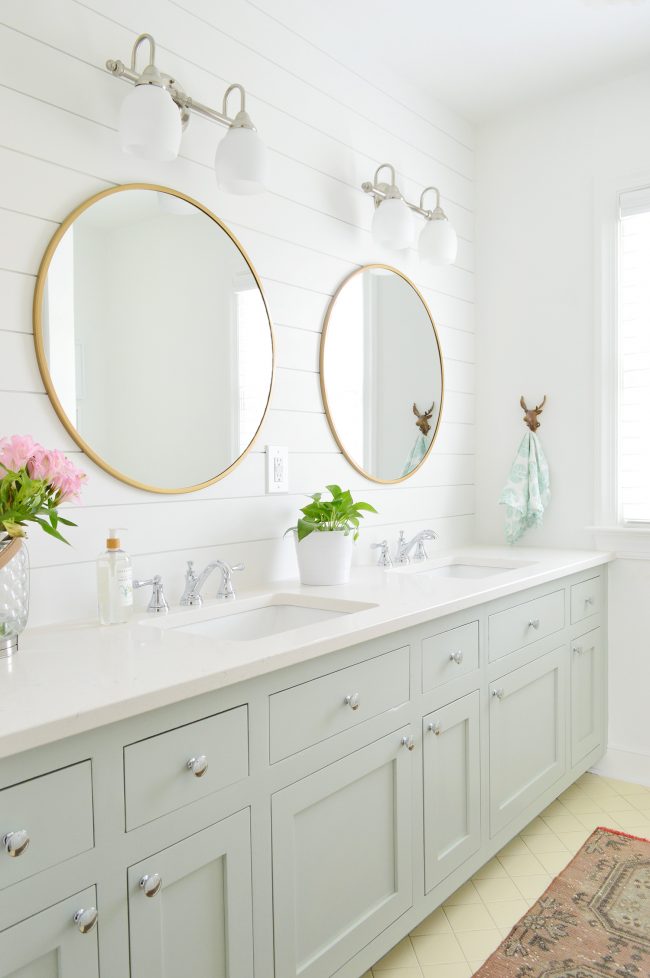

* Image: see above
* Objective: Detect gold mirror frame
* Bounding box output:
[33,183,275,494]
[320,264,444,485]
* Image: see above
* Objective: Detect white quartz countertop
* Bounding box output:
[0,546,613,759]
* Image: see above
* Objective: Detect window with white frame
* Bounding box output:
[617,187,650,524]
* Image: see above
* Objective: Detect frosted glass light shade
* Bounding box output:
[371,197,414,250]
[419,217,458,265]
[215,126,267,195]
[119,84,182,162]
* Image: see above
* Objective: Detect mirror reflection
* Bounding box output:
[35,185,273,492]
[321,266,443,483]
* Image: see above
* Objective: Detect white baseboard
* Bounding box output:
[591,747,650,787]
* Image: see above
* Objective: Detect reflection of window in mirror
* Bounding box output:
[233,273,270,455]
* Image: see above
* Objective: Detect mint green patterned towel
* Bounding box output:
[402,433,429,477]
[499,431,550,544]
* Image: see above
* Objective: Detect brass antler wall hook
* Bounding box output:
[520,395,547,432]
[413,402,435,436]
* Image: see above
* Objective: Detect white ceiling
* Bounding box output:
[250,0,650,121]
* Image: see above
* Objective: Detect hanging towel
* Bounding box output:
[499,431,550,544]
[402,433,429,477]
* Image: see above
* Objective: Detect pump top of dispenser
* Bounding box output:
[106,528,126,550]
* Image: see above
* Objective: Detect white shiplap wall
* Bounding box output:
[0,0,475,625]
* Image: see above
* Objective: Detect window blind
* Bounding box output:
[619,188,650,522]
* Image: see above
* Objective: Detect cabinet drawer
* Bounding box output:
[571,576,603,625]
[488,589,565,661]
[269,647,410,763]
[124,706,249,830]
[0,887,99,975]
[422,621,479,691]
[0,762,94,890]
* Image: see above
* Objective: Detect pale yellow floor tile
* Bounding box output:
[371,970,423,978]
[520,817,555,836]
[542,813,584,833]
[442,880,482,907]
[555,830,591,853]
[611,823,650,839]
[485,898,529,930]
[420,963,472,978]
[513,874,552,900]
[605,810,650,830]
[497,836,529,857]
[468,961,489,974]
[411,933,465,967]
[455,929,502,964]
[373,937,420,970]
[630,793,650,812]
[498,853,545,877]
[444,904,494,933]
[599,796,637,813]
[602,776,647,794]
[540,800,568,818]
[579,787,620,805]
[575,813,611,831]
[557,793,604,814]
[534,851,571,875]
[361,972,373,978]
[472,877,522,903]
[472,857,508,880]
[523,833,568,854]
[410,908,453,937]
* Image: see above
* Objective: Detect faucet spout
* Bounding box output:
[180,558,245,606]
[396,529,438,565]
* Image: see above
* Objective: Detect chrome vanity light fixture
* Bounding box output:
[106,33,267,194]
[362,166,458,264]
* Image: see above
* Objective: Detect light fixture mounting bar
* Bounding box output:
[105,58,240,130]
[361,182,434,220]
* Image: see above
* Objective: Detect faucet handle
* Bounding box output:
[370,540,392,568]
[134,575,169,614]
[216,562,245,600]
[185,560,197,584]
[231,563,245,573]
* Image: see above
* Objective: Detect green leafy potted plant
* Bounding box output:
[287,485,377,585]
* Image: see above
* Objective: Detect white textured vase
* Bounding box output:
[294,530,354,586]
[0,539,29,657]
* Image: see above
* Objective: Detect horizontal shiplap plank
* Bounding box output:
[0,269,36,334]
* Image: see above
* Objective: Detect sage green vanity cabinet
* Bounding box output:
[128,809,253,978]
[489,646,568,836]
[571,627,603,765]
[271,727,413,978]
[422,690,481,892]
[0,888,99,978]
[0,565,608,978]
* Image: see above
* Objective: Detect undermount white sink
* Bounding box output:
[393,557,535,579]
[143,594,376,642]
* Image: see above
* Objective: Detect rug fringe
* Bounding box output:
[596,825,650,843]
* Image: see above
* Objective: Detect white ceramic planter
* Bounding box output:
[294,530,354,586]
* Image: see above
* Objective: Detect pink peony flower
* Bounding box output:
[0,434,42,473]
[28,448,87,502]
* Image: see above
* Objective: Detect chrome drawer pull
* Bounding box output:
[574,645,595,656]
[401,735,416,751]
[187,755,209,778]
[449,650,464,665]
[344,692,360,711]
[428,722,441,736]
[74,907,98,934]
[528,618,540,629]
[585,596,595,606]
[3,830,29,858]
[139,873,162,897]
[492,687,505,700]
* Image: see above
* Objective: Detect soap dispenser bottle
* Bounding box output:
[97,529,133,625]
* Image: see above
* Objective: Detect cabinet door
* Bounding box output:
[0,888,98,978]
[128,809,253,978]
[489,647,567,837]
[571,628,603,765]
[423,691,481,892]
[272,728,413,978]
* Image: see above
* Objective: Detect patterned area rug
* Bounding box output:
[475,827,650,978]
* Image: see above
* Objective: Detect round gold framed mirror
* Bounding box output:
[33,183,274,493]
[320,264,443,484]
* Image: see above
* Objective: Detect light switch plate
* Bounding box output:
[266,446,289,493]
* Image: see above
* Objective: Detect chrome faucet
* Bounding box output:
[180,559,245,606]
[371,540,393,567]
[395,529,438,565]
[133,574,169,614]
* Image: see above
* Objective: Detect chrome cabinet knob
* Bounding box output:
[139,873,162,897]
[344,692,360,711]
[585,596,594,606]
[428,722,441,736]
[187,755,208,778]
[401,734,416,751]
[573,644,584,655]
[3,830,29,858]
[449,650,463,665]
[74,907,98,934]
[528,618,540,629]
[492,687,505,700]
